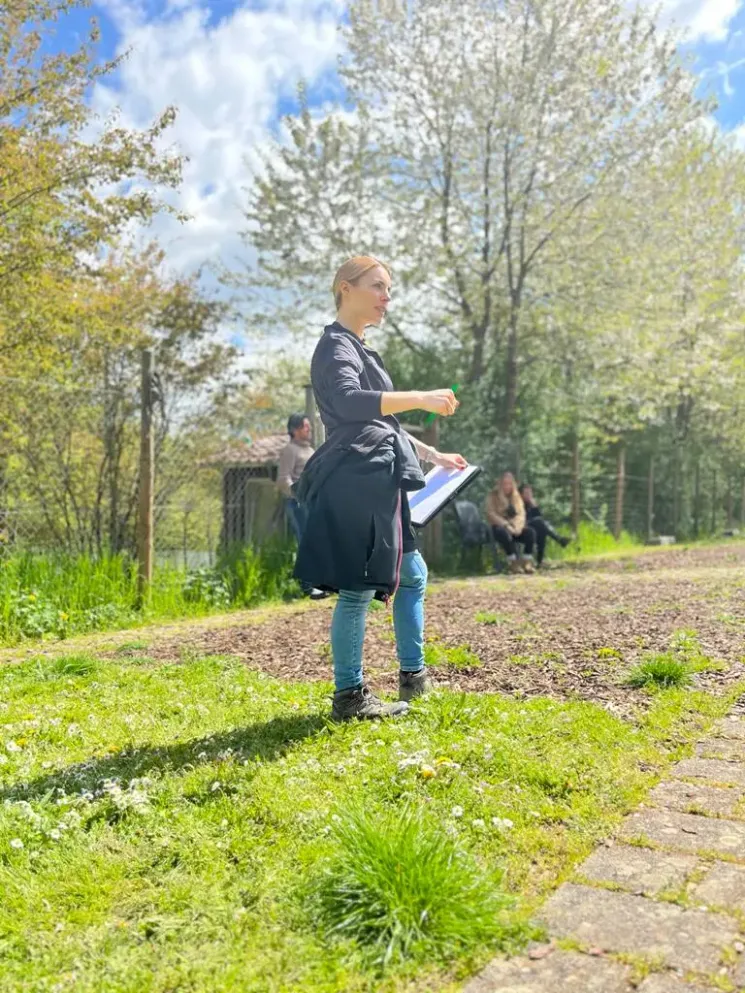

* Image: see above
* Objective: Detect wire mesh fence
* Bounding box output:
[1,359,743,578]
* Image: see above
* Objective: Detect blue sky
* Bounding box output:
[48,0,745,289]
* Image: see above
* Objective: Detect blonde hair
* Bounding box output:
[332,255,391,309]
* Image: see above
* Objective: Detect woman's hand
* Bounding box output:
[420,389,459,416]
[434,452,468,471]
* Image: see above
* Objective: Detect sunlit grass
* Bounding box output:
[0,651,738,992]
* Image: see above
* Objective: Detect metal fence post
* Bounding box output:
[647,455,655,543]
[613,439,626,540]
[137,349,155,603]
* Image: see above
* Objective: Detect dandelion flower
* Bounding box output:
[451,805,464,819]
[10,838,23,850]
[491,817,514,831]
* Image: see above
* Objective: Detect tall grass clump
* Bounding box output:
[626,656,691,689]
[316,806,519,968]
[218,537,299,606]
[0,537,302,645]
[555,521,640,561]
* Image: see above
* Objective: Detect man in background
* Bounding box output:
[277,413,326,599]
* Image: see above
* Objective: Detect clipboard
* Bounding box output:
[408,464,482,528]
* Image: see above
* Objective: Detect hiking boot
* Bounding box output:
[399,668,433,703]
[331,685,409,722]
[521,558,535,574]
[309,587,330,600]
[559,535,571,548]
[508,558,522,575]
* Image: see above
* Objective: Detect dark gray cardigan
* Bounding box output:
[293,322,425,597]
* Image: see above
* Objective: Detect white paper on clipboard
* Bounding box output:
[408,464,482,528]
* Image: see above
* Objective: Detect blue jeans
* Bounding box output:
[330,550,428,691]
[285,498,307,543]
[286,499,312,593]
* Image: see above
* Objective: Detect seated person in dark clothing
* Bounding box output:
[485,472,536,573]
[518,483,570,567]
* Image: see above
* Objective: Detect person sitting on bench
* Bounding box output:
[485,472,535,574]
[518,482,570,567]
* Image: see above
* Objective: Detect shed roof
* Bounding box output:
[207,433,288,468]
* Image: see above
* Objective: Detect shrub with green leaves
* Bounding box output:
[182,568,231,608]
[317,805,519,967]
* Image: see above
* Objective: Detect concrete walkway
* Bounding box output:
[466,705,745,993]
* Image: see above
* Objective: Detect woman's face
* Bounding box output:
[501,474,515,496]
[342,265,391,326]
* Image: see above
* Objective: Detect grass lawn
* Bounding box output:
[0,648,739,993]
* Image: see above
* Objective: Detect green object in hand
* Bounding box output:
[425,384,460,424]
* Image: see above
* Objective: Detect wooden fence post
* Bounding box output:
[137,349,155,603]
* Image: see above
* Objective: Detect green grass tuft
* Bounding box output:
[317,805,520,967]
[597,647,622,660]
[475,611,510,626]
[424,642,482,669]
[626,657,691,689]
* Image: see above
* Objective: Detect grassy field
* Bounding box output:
[1,543,743,992]
[0,664,738,990]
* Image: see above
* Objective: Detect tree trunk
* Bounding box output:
[0,452,8,552]
[421,420,443,567]
[571,430,581,538]
[137,349,155,605]
[672,444,680,536]
[614,439,626,541]
[727,478,734,530]
[103,353,119,555]
[693,457,700,538]
[502,309,519,432]
[741,475,745,532]
[647,455,655,543]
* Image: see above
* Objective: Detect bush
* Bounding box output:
[218,538,298,606]
[182,568,231,609]
[317,805,515,967]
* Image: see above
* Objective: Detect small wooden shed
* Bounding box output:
[210,434,288,547]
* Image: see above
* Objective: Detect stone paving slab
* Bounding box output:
[637,976,718,993]
[671,758,745,787]
[542,883,738,973]
[697,739,745,762]
[462,949,631,993]
[715,718,745,741]
[620,808,745,857]
[577,844,697,894]
[734,952,745,988]
[649,779,744,817]
[692,861,745,911]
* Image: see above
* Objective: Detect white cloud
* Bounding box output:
[94,0,744,287]
[93,0,345,274]
[728,120,745,145]
[652,0,743,43]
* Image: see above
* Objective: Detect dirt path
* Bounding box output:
[66,541,745,720]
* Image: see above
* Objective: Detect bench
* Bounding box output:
[451,499,506,573]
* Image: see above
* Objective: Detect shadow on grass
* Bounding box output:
[1,711,328,803]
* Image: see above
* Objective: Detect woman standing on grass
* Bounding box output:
[294,256,467,722]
